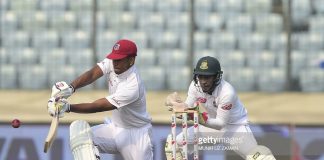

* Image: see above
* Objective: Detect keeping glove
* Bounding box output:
[199,112,209,124]
[51,81,75,99]
[165,92,188,111]
[47,97,70,118]
[187,111,208,124]
[165,92,183,106]
[187,103,208,124]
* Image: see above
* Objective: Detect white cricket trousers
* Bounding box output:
[91,118,153,160]
[176,124,258,158]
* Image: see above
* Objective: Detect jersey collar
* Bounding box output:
[211,79,224,96]
[115,65,135,79]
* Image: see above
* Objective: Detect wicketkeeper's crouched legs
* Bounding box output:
[246,145,276,160]
[224,125,276,160]
[220,124,276,160]
[70,120,100,160]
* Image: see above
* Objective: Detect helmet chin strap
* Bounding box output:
[205,87,214,95]
[204,76,222,95]
[194,72,223,95]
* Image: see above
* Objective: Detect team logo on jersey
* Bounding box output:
[221,103,232,110]
[200,60,208,70]
[113,43,120,50]
[55,82,64,88]
[197,97,207,103]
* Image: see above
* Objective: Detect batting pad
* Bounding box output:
[246,145,276,160]
[70,120,100,160]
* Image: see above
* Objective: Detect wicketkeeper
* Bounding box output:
[165,56,276,160]
[47,39,153,160]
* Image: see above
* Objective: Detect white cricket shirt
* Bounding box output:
[97,58,152,128]
[185,79,248,125]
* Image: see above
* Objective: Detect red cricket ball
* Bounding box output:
[11,119,21,128]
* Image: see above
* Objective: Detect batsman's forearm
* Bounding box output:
[70,103,116,113]
[70,71,96,90]
[69,98,116,113]
[71,66,103,90]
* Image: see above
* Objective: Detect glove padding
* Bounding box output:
[47,97,70,118]
[51,81,75,99]
[178,104,209,124]
[165,92,183,106]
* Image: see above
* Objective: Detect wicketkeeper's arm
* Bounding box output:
[204,93,235,130]
[204,117,227,130]
[204,107,231,130]
[165,92,189,111]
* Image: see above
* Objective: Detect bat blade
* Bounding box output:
[44,107,60,153]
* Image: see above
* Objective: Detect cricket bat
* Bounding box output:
[44,105,60,153]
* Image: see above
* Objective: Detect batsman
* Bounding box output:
[47,39,153,160]
[165,56,276,160]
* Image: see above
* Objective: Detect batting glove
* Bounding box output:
[47,97,70,118]
[51,81,75,99]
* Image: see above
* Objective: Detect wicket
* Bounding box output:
[171,110,199,160]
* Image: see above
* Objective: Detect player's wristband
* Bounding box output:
[66,104,71,113]
[69,84,75,93]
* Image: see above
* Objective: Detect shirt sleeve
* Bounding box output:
[185,81,197,109]
[97,58,111,75]
[106,76,139,108]
[217,93,236,121]
[205,93,236,130]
